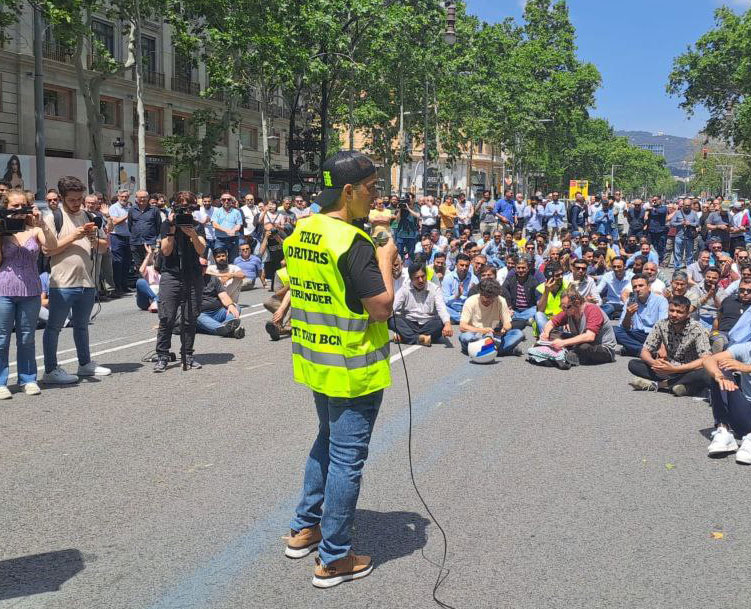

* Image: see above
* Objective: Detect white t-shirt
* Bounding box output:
[207,263,242,303]
[241,205,257,236]
[420,205,438,227]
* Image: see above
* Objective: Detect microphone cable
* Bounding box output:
[391,315,457,609]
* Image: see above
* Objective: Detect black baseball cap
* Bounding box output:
[317,151,377,209]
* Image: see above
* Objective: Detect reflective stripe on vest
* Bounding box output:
[290,308,370,333]
[292,342,390,369]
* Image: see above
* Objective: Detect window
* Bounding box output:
[99,97,121,127]
[140,35,157,73]
[240,126,258,150]
[134,106,163,135]
[44,86,74,120]
[271,129,281,154]
[174,51,192,81]
[91,19,115,57]
[172,113,190,136]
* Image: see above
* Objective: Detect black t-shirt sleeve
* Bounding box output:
[338,236,386,313]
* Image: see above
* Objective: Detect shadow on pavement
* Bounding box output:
[196,352,235,366]
[0,548,85,600]
[353,509,431,568]
[103,362,144,374]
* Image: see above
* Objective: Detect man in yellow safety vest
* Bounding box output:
[282,151,398,588]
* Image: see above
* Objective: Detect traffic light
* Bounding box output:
[702,147,708,160]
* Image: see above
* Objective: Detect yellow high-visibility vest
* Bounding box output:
[284,214,391,397]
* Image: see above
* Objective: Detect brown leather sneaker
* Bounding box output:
[418,334,432,347]
[283,525,322,559]
[312,552,373,588]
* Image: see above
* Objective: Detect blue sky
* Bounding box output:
[465,0,751,139]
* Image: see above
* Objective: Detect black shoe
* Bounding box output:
[564,350,580,367]
[153,356,168,373]
[185,355,202,369]
[265,321,280,341]
[215,317,241,337]
[233,325,246,339]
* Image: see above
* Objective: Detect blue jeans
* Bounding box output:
[215,236,239,261]
[135,278,157,310]
[512,306,537,322]
[110,234,131,292]
[0,296,41,386]
[291,389,383,565]
[674,234,695,268]
[459,329,524,355]
[196,307,236,334]
[446,299,465,324]
[534,311,550,335]
[43,287,96,373]
[613,326,648,357]
[649,231,667,263]
[601,302,623,319]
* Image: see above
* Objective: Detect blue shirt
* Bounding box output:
[524,205,544,232]
[213,207,244,238]
[670,209,699,237]
[596,270,633,305]
[647,204,668,233]
[109,201,131,237]
[493,199,516,225]
[545,201,567,228]
[442,269,477,303]
[619,292,668,332]
[233,254,263,280]
[593,208,615,235]
[626,250,659,267]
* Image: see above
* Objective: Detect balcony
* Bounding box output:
[171,76,200,95]
[43,42,74,64]
[142,70,165,88]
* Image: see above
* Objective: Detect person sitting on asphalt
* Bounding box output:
[564,257,602,305]
[625,241,659,268]
[703,340,751,461]
[136,247,160,312]
[501,254,540,327]
[390,261,452,347]
[428,251,447,285]
[467,265,498,297]
[534,261,570,335]
[692,265,723,330]
[206,247,245,304]
[481,230,505,268]
[614,273,669,357]
[687,249,711,285]
[536,286,617,367]
[234,240,265,290]
[621,261,666,300]
[442,253,477,324]
[711,278,751,353]
[596,255,631,319]
[196,257,245,339]
[627,296,712,396]
[458,278,524,357]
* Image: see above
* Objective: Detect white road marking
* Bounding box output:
[8,337,126,367]
[251,303,264,308]
[390,344,420,363]
[239,310,265,319]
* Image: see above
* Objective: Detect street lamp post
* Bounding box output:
[113,137,125,193]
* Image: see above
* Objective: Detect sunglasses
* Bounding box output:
[739,288,751,294]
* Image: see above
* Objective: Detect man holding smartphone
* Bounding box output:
[42,176,111,384]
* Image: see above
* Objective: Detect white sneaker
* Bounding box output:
[708,427,739,455]
[42,366,78,385]
[0,386,11,399]
[77,361,111,377]
[23,382,41,396]
[736,435,751,464]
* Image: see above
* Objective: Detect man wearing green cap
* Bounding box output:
[282,151,398,588]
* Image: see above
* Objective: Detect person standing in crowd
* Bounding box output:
[45,189,60,212]
[283,151,397,588]
[438,195,457,236]
[568,192,585,236]
[391,262,452,347]
[626,198,647,239]
[513,192,527,232]
[593,198,616,242]
[258,223,286,291]
[393,194,421,261]
[454,192,473,237]
[545,191,566,239]
[704,341,751,460]
[42,177,111,384]
[537,286,617,366]
[291,195,310,222]
[646,196,668,262]
[612,191,628,236]
[193,196,216,256]
[153,191,207,373]
[494,189,516,231]
[706,200,731,253]
[476,190,496,235]
[0,190,58,397]
[128,189,161,272]
[212,193,243,261]
[459,278,523,356]
[108,188,132,295]
[670,197,699,269]
[614,273,668,357]
[368,197,392,238]
[628,296,712,396]
[419,195,438,237]
[241,194,261,241]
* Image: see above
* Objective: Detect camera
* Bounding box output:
[91,215,104,230]
[398,197,410,209]
[0,207,32,235]
[173,203,198,227]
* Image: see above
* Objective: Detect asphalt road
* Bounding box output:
[2,286,750,609]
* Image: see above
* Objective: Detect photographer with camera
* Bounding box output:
[0,189,58,397]
[259,223,286,292]
[393,193,421,261]
[154,191,207,373]
[42,176,110,384]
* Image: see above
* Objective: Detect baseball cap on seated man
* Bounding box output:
[316,150,377,209]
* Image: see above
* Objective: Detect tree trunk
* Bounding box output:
[320,77,329,186]
[287,80,301,196]
[260,81,271,200]
[132,2,147,190]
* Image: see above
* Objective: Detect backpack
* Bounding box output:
[527,344,571,370]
